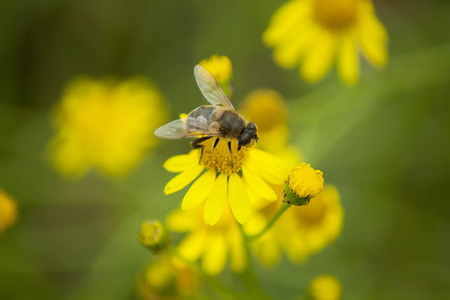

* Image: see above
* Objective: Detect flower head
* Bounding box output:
[281,185,344,262]
[136,254,198,299]
[0,189,17,234]
[264,0,388,85]
[284,163,324,206]
[49,77,167,178]
[239,89,289,150]
[199,55,234,97]
[164,139,284,225]
[167,204,246,275]
[307,275,343,300]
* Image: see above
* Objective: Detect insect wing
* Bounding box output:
[154,117,221,139]
[194,64,235,110]
[154,119,187,139]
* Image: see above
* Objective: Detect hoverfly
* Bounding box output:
[154,65,258,162]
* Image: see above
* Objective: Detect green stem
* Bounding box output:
[245,203,291,241]
[167,246,241,300]
[238,225,272,300]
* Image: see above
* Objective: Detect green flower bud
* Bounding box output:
[138,220,170,254]
[283,163,324,206]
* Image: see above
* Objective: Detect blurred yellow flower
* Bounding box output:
[0,189,17,234]
[136,254,198,300]
[247,185,343,265]
[163,137,285,225]
[239,89,289,150]
[199,55,234,97]
[49,77,167,178]
[199,55,232,84]
[167,204,246,276]
[308,275,343,300]
[264,0,389,85]
[281,185,344,262]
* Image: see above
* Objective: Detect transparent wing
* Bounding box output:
[194,64,235,110]
[154,117,221,139]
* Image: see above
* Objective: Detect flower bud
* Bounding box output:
[138,220,170,254]
[307,275,342,300]
[283,163,324,206]
[199,55,234,98]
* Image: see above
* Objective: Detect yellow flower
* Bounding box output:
[281,185,344,262]
[284,163,324,206]
[49,77,167,178]
[264,0,388,85]
[136,254,198,300]
[199,55,234,97]
[167,204,246,275]
[308,275,343,300]
[239,89,289,150]
[199,55,233,84]
[247,185,343,265]
[163,137,285,225]
[0,189,17,234]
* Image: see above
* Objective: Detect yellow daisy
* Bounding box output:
[246,184,343,265]
[136,254,198,300]
[163,138,284,225]
[48,76,167,178]
[264,0,389,85]
[239,89,289,150]
[281,185,344,262]
[167,203,247,275]
[0,189,17,234]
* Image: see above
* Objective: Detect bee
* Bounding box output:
[154,64,258,162]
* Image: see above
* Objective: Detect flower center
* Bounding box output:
[198,138,248,175]
[314,0,358,30]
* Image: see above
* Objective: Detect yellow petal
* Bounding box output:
[228,173,251,224]
[201,233,228,275]
[182,170,216,211]
[245,148,285,184]
[203,173,228,225]
[163,150,198,173]
[338,33,359,85]
[263,0,310,46]
[301,28,336,83]
[229,225,246,273]
[178,229,207,261]
[242,166,277,201]
[166,209,196,232]
[164,164,204,195]
[273,20,316,68]
[357,13,388,67]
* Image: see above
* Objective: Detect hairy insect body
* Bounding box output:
[188,105,247,140]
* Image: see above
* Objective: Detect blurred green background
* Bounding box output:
[1,0,450,299]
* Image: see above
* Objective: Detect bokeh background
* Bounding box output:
[1,0,450,299]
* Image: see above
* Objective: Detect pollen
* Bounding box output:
[198,138,248,175]
[314,0,358,30]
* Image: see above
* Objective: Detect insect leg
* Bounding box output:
[191,136,213,164]
[228,141,234,168]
